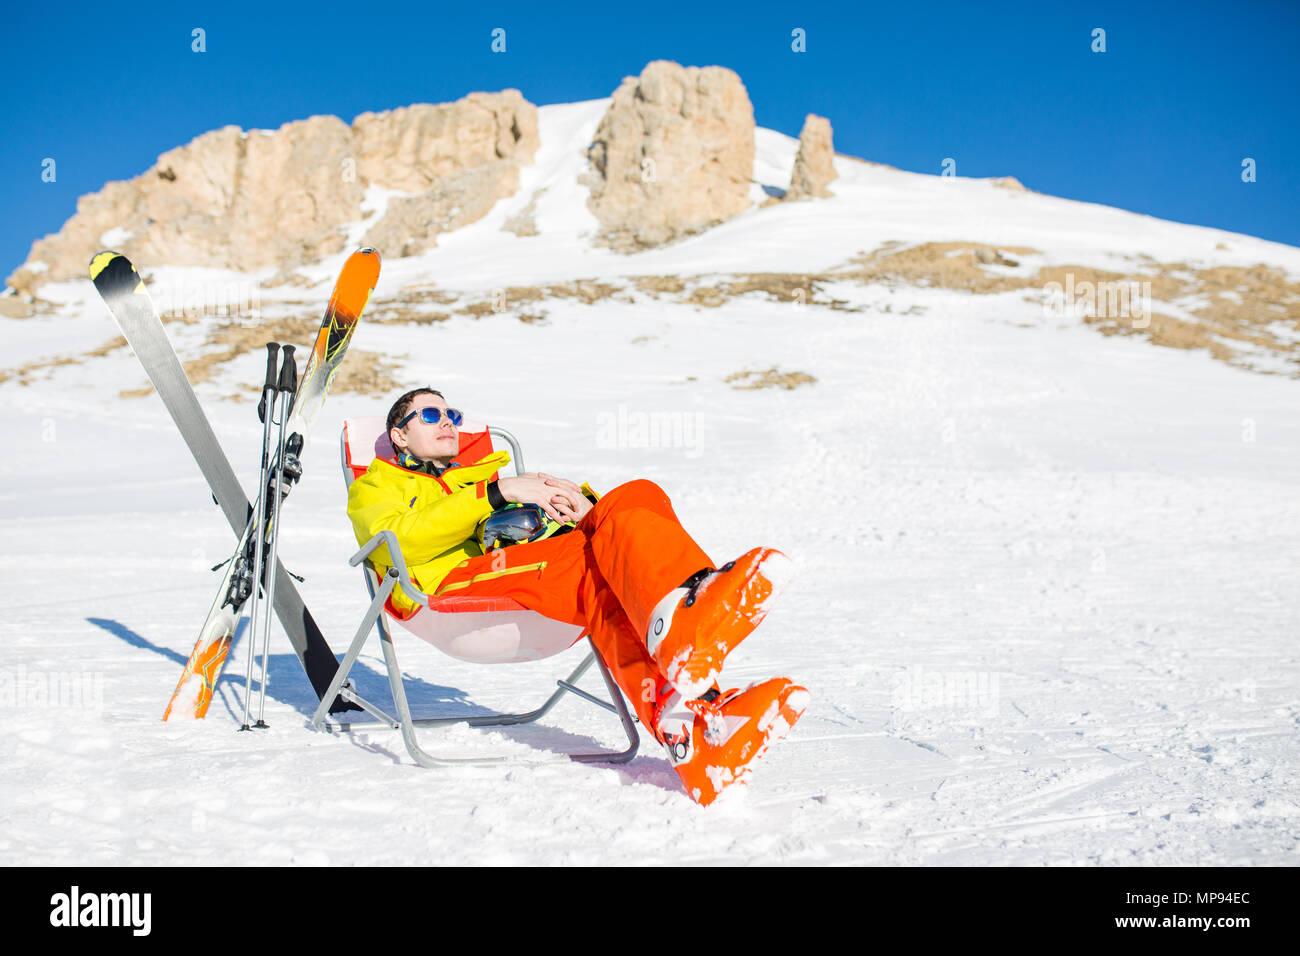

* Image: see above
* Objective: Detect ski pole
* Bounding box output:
[241,342,280,732]
[254,345,297,727]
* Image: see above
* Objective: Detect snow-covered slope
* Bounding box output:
[1,101,1298,865]
[347,99,1300,288]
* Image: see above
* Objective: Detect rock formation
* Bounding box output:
[352,90,538,193]
[362,161,521,258]
[5,65,853,292]
[7,91,538,296]
[785,114,837,200]
[584,60,755,251]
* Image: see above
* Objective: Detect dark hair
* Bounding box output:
[387,387,445,435]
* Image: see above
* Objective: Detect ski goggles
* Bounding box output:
[476,503,550,552]
[398,406,464,428]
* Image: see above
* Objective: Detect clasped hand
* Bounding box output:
[499,472,593,523]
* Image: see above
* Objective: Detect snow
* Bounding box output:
[99,227,133,248]
[340,184,418,250]
[1,100,1298,865]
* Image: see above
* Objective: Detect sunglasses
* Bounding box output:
[398,406,464,428]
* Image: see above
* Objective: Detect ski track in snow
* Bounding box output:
[2,104,1299,865]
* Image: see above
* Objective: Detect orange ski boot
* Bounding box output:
[645,547,795,699]
[652,677,810,806]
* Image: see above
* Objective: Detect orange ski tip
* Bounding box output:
[344,247,381,285]
[327,251,381,317]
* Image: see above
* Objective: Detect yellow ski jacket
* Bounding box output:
[346,450,513,614]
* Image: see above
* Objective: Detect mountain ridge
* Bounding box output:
[2,62,1299,386]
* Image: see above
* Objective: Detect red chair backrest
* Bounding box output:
[342,417,499,485]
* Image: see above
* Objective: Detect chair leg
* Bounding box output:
[313,571,639,764]
[374,612,507,768]
[400,642,640,763]
[310,573,396,731]
[570,642,641,764]
[319,627,641,765]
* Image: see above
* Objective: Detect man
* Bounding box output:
[346,387,809,805]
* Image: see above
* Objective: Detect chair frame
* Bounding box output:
[310,423,640,767]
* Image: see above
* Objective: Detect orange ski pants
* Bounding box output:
[429,479,713,727]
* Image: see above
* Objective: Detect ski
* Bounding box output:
[159,248,381,720]
[88,250,376,717]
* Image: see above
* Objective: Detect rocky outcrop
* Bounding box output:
[785,114,837,201]
[353,90,538,192]
[502,188,545,237]
[355,90,538,257]
[7,91,539,296]
[362,161,521,257]
[584,60,755,251]
[0,295,33,318]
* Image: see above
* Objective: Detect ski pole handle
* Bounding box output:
[258,342,281,423]
[278,344,297,393]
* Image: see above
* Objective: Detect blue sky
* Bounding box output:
[4,0,1297,280]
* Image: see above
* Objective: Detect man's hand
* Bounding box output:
[498,473,592,523]
[540,473,593,523]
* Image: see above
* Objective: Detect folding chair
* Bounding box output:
[309,417,640,767]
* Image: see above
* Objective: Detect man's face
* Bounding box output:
[392,392,459,463]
